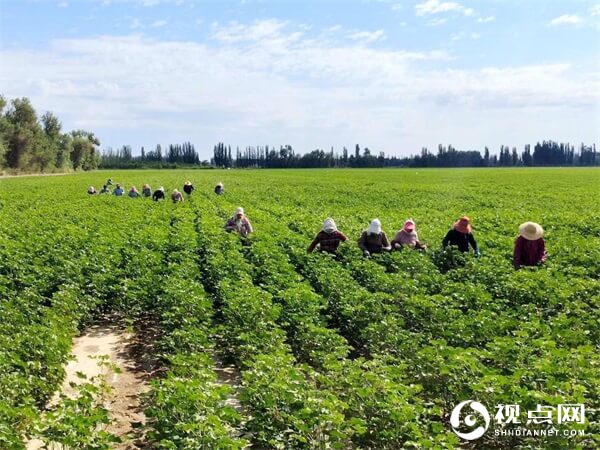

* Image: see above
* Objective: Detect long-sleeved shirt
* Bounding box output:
[142,188,152,197]
[128,191,139,198]
[152,190,165,201]
[113,188,124,196]
[183,184,194,195]
[358,231,390,253]
[308,230,348,254]
[225,217,253,237]
[513,236,546,268]
[442,229,478,253]
[391,230,419,247]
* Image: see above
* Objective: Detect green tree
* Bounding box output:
[4,97,44,170]
[70,130,100,171]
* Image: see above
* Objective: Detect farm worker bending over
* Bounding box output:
[358,219,391,257]
[392,219,427,251]
[214,182,224,195]
[307,218,348,254]
[100,185,111,194]
[107,178,113,186]
[225,207,253,238]
[113,184,124,196]
[87,186,97,195]
[128,186,139,198]
[183,181,194,195]
[513,222,547,269]
[442,216,480,255]
[152,186,166,201]
[142,184,152,198]
[171,189,184,203]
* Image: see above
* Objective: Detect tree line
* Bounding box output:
[100,142,211,169]
[0,96,100,173]
[212,142,598,168]
[1,96,597,172]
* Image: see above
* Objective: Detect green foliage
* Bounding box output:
[0,168,597,449]
[0,96,100,172]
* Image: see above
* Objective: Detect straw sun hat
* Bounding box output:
[519,222,544,241]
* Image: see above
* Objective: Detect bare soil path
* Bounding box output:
[27,319,161,450]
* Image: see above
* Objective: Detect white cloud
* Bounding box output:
[428,18,447,26]
[591,5,600,16]
[129,18,142,29]
[348,29,386,43]
[548,14,584,26]
[415,0,472,16]
[151,20,168,28]
[57,1,69,7]
[1,22,597,155]
[416,0,459,15]
[477,15,495,23]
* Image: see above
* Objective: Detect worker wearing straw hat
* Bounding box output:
[513,222,547,269]
[442,216,480,256]
[183,181,195,195]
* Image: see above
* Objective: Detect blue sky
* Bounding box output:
[1,0,599,158]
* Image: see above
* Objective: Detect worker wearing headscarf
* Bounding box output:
[358,218,391,257]
[225,207,253,237]
[307,218,348,254]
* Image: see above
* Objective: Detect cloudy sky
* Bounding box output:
[1,0,599,158]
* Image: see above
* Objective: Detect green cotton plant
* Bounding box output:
[241,353,352,450]
[32,370,120,450]
[145,353,248,450]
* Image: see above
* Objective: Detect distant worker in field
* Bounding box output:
[442,216,480,256]
[113,184,124,196]
[100,184,111,194]
[128,186,140,198]
[107,178,113,186]
[171,189,184,203]
[87,186,97,195]
[225,207,253,238]
[142,184,152,198]
[214,182,224,195]
[392,219,427,251]
[183,181,194,195]
[513,222,547,269]
[307,218,348,254]
[152,186,166,201]
[358,218,391,257]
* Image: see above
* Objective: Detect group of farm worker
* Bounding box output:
[87,178,546,269]
[87,178,225,202]
[307,216,547,269]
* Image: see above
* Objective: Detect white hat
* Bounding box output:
[323,218,337,233]
[368,218,382,235]
[519,222,544,241]
[236,207,244,215]
[158,186,165,191]
[217,182,223,187]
